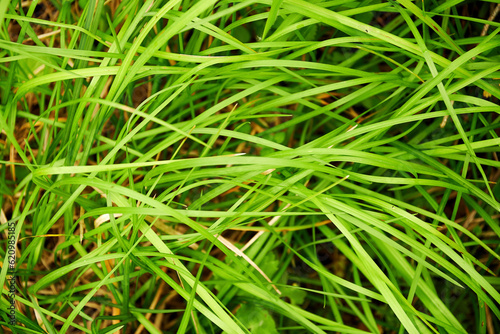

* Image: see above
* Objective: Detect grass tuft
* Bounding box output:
[1,0,500,333]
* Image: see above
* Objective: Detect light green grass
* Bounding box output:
[1,0,500,333]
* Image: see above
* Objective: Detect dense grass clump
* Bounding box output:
[1,0,500,333]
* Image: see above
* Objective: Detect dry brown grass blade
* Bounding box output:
[199,224,281,295]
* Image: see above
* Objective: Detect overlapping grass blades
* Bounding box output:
[1,0,499,333]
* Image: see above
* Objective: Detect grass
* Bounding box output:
[1,0,500,333]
